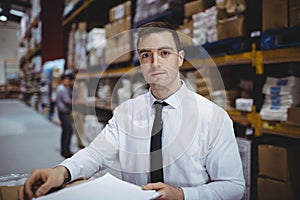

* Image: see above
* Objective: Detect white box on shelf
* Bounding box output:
[236,98,253,112]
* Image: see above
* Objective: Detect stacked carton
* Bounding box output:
[235,79,254,112]
[177,0,215,46]
[192,10,210,45]
[177,19,194,47]
[263,0,300,31]
[204,6,218,43]
[105,1,132,64]
[290,0,300,27]
[189,3,217,45]
[257,144,300,200]
[260,76,300,121]
[216,0,246,40]
[86,28,106,67]
[134,0,183,24]
[67,22,87,70]
[179,0,219,46]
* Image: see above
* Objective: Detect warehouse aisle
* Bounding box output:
[0,99,65,176]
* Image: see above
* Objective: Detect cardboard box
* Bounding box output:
[289,6,300,27]
[0,180,87,200]
[257,177,293,200]
[177,19,194,47]
[258,144,288,181]
[109,1,131,22]
[78,22,86,32]
[184,0,215,18]
[0,186,20,200]
[262,0,288,31]
[105,17,131,39]
[258,144,300,183]
[105,31,132,64]
[117,16,131,32]
[287,107,300,124]
[217,15,245,40]
[289,0,300,27]
[217,7,231,20]
[105,21,119,39]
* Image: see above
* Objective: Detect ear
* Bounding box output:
[178,50,185,67]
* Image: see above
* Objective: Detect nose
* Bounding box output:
[151,51,160,65]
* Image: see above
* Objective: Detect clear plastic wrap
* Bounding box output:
[0,173,28,186]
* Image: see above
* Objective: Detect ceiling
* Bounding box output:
[0,0,31,23]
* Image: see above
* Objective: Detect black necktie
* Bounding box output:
[150,101,168,183]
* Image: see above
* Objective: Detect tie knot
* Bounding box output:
[154,101,168,107]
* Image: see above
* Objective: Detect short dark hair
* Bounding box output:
[137,21,181,52]
[60,74,72,81]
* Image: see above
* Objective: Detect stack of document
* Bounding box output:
[34,173,161,200]
[260,76,300,121]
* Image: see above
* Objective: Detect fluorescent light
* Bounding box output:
[0,15,8,22]
[9,9,24,17]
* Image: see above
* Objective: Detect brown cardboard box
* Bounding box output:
[184,0,214,18]
[105,23,113,38]
[105,31,132,64]
[78,22,86,32]
[105,16,132,64]
[118,16,131,32]
[109,1,131,22]
[257,177,293,200]
[0,186,20,200]
[258,144,300,186]
[0,181,88,200]
[289,0,300,27]
[105,21,119,39]
[177,19,194,47]
[258,144,289,181]
[217,15,245,40]
[105,17,131,39]
[287,107,300,124]
[262,0,288,31]
[217,8,232,20]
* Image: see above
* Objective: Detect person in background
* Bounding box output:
[56,74,74,158]
[19,21,245,200]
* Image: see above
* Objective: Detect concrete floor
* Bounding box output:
[0,99,121,183]
[0,99,66,176]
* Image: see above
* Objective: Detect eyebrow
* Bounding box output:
[138,46,175,54]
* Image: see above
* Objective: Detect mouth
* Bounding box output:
[151,71,166,77]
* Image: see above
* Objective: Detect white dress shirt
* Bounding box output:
[61,81,245,200]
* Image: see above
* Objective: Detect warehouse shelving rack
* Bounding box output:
[60,0,300,140]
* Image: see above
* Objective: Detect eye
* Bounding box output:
[160,50,171,58]
[140,52,152,59]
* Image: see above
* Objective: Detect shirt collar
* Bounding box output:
[149,80,188,109]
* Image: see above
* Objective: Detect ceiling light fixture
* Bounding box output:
[0,15,8,22]
[10,9,24,17]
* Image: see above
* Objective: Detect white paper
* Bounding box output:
[33,173,161,200]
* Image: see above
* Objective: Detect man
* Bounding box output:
[56,74,73,158]
[19,21,245,200]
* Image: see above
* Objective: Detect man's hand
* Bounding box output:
[142,182,184,200]
[18,166,69,200]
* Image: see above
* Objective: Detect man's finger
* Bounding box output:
[18,186,24,200]
[23,178,37,200]
[34,181,52,197]
[142,182,165,190]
